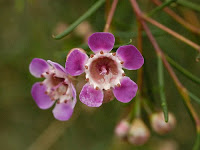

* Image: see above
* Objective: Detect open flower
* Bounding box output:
[66,32,144,107]
[29,58,76,121]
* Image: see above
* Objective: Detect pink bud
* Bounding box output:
[115,119,130,138]
[128,118,150,145]
[151,112,176,134]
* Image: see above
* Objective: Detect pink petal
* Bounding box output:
[29,58,49,78]
[52,102,74,121]
[116,45,144,70]
[79,83,104,107]
[31,82,54,109]
[65,49,88,76]
[88,32,115,53]
[113,77,138,103]
[47,60,66,74]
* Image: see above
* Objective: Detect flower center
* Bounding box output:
[85,52,124,90]
[41,67,73,104]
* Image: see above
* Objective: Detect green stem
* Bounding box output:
[128,96,141,122]
[188,91,200,104]
[177,0,200,12]
[158,55,168,122]
[142,98,153,115]
[166,55,200,85]
[193,132,200,150]
[53,0,105,40]
[147,0,177,16]
[134,96,141,118]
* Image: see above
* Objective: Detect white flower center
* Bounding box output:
[85,52,124,90]
[41,66,73,104]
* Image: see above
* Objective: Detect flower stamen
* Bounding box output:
[85,65,88,69]
[90,54,94,58]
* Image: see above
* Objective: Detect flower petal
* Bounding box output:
[116,45,144,70]
[79,83,104,107]
[71,83,77,107]
[52,102,74,121]
[31,82,54,109]
[113,77,138,103]
[65,49,88,76]
[29,58,49,78]
[88,32,115,53]
[47,60,66,74]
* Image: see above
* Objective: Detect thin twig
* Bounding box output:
[129,0,200,130]
[104,0,119,32]
[150,0,200,35]
[142,15,200,52]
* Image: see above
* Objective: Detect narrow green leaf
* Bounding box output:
[177,0,200,13]
[147,0,177,17]
[188,91,200,104]
[166,55,200,85]
[158,56,168,122]
[53,0,105,40]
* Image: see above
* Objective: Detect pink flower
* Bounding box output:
[29,58,76,121]
[66,32,144,107]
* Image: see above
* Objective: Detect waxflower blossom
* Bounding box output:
[29,58,76,121]
[66,32,144,107]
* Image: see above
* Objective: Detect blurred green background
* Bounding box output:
[0,0,200,150]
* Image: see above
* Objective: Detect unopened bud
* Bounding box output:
[128,119,150,146]
[115,119,130,138]
[103,89,114,103]
[151,112,176,135]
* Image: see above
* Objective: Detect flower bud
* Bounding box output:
[151,112,176,134]
[103,89,115,103]
[128,118,150,145]
[115,119,130,138]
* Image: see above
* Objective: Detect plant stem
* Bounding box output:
[129,0,200,131]
[142,98,153,115]
[158,55,168,122]
[150,0,200,35]
[134,97,141,118]
[147,0,176,16]
[53,0,105,40]
[142,14,200,52]
[104,0,119,32]
[177,0,200,12]
[166,55,200,85]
